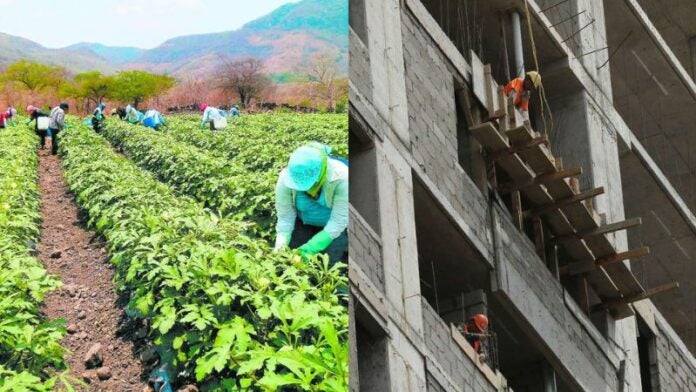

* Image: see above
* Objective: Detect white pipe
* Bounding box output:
[511,11,525,78]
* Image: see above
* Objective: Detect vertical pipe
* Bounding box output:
[511,11,525,78]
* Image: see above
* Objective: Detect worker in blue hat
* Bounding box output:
[274,142,348,265]
[91,102,107,132]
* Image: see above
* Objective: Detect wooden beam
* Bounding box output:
[560,247,650,276]
[594,282,679,312]
[489,136,549,160]
[525,187,604,218]
[597,247,650,267]
[498,167,582,194]
[551,217,642,244]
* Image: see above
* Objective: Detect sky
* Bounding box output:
[0,0,292,49]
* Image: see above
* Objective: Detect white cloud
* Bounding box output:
[0,0,15,5]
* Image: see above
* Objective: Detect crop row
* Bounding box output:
[0,127,67,390]
[162,114,348,172]
[102,120,277,240]
[60,123,348,390]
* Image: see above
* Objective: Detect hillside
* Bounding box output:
[0,0,347,79]
[65,43,145,64]
[0,33,114,74]
[131,0,348,77]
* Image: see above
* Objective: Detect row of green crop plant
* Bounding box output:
[101,120,277,240]
[60,123,348,390]
[0,127,70,390]
[161,114,347,173]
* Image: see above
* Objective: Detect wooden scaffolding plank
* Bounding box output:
[504,123,639,316]
[470,122,621,300]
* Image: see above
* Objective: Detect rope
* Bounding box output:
[523,0,554,141]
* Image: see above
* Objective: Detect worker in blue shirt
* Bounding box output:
[274,142,348,265]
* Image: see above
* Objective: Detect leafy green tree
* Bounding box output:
[1,60,67,92]
[62,71,114,106]
[111,70,175,109]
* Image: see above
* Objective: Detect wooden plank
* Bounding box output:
[505,121,644,308]
[551,218,642,243]
[594,282,679,312]
[489,136,549,160]
[470,123,622,304]
[498,167,582,194]
[560,246,650,276]
[525,187,605,218]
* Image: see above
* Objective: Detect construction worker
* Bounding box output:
[503,71,541,112]
[49,103,69,155]
[143,109,166,130]
[26,105,50,149]
[274,142,348,265]
[91,102,107,133]
[199,103,226,130]
[460,314,489,361]
[125,104,144,124]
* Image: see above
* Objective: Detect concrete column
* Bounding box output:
[511,11,525,78]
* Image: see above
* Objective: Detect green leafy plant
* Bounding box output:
[60,123,348,390]
[0,126,67,389]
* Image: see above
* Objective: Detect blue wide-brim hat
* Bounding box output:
[284,146,325,191]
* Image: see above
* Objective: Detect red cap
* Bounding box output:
[200,103,208,112]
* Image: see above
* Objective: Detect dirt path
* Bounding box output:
[38,145,149,391]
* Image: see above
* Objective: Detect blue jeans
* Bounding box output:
[289,219,348,266]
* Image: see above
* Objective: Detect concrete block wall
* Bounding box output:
[400,7,492,247]
[653,318,696,391]
[349,207,384,293]
[492,202,621,392]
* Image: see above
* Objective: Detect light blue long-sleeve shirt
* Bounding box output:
[275,158,349,248]
[201,107,224,127]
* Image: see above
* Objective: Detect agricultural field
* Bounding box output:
[1,112,348,391]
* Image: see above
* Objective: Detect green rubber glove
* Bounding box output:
[298,230,333,256]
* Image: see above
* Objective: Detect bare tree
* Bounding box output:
[307,52,342,111]
[218,57,270,108]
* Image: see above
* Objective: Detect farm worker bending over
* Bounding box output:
[26,105,50,149]
[229,104,241,117]
[274,142,348,265]
[49,103,69,155]
[200,103,226,130]
[125,105,144,124]
[0,108,14,129]
[92,102,107,133]
[503,71,541,112]
[111,107,127,120]
[143,109,166,130]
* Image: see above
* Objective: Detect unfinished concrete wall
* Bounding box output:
[400,7,492,248]
[653,316,696,391]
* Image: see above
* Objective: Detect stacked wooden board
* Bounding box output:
[470,121,644,318]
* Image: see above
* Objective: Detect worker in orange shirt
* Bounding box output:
[460,313,489,362]
[503,71,541,111]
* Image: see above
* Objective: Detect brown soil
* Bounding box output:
[38,144,149,391]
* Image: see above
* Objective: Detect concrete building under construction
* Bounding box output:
[348,0,696,390]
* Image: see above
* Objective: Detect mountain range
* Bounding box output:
[0,0,347,80]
